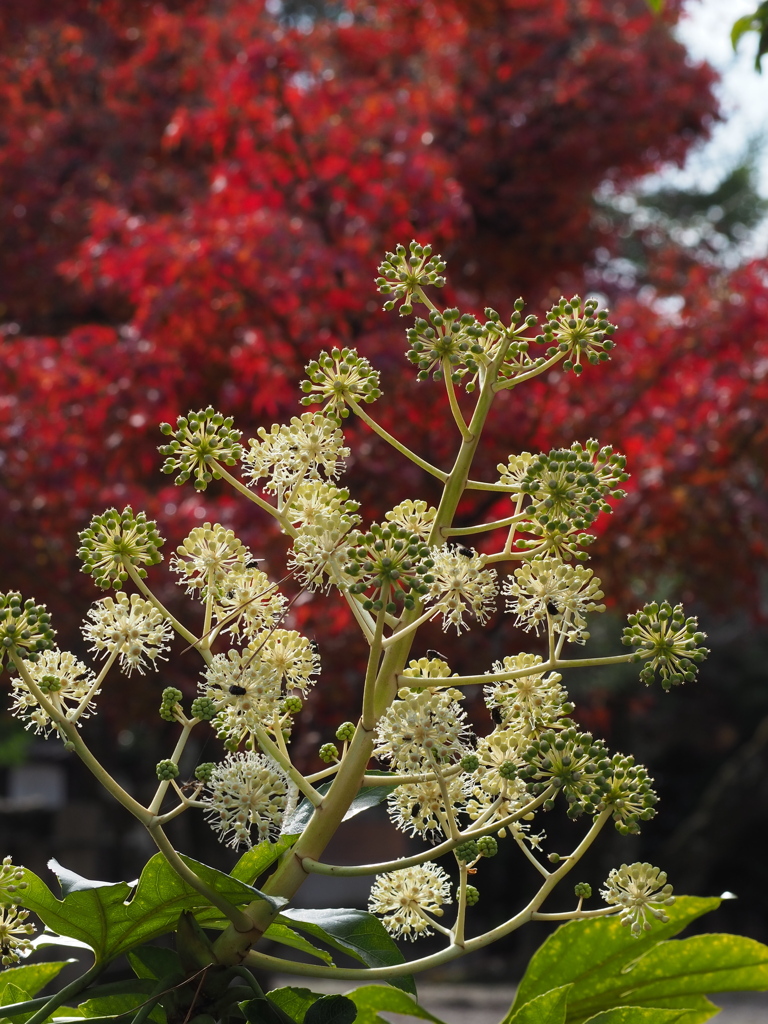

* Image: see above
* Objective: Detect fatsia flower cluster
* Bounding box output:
[0,242,711,972]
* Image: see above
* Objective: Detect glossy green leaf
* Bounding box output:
[344,985,447,1024]
[127,944,183,982]
[513,897,717,1017]
[304,994,357,1024]
[266,986,324,1024]
[511,898,768,1024]
[77,984,159,1022]
[10,854,280,962]
[231,836,298,885]
[0,962,71,1002]
[504,985,571,1024]
[264,921,335,965]
[583,1010,692,1023]
[280,908,415,993]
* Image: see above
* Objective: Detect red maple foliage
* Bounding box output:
[2,0,763,650]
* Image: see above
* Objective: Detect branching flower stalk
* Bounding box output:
[1,241,710,1014]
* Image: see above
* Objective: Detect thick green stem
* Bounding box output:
[23,962,106,1024]
[11,654,152,825]
[347,397,447,481]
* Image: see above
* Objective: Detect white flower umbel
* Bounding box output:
[601,862,675,937]
[374,688,470,772]
[83,592,172,675]
[466,727,529,826]
[369,862,452,940]
[10,650,97,736]
[385,499,437,540]
[504,556,605,643]
[289,513,357,591]
[485,653,572,734]
[0,905,36,965]
[203,750,292,848]
[171,524,250,598]
[212,564,287,639]
[283,480,360,529]
[256,628,320,695]
[427,545,498,633]
[243,412,350,504]
[202,648,282,744]
[388,774,467,841]
[497,452,536,491]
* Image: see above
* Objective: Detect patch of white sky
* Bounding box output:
[640,0,768,254]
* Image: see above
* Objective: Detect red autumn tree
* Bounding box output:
[3,0,763,646]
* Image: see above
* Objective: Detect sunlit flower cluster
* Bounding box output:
[504,557,605,643]
[385,499,436,540]
[257,629,320,695]
[203,750,292,848]
[369,862,452,940]
[10,650,97,736]
[601,863,675,936]
[171,524,251,598]
[376,240,446,314]
[83,592,172,675]
[485,653,572,733]
[388,773,467,840]
[159,407,243,490]
[374,688,469,772]
[300,348,381,421]
[77,507,164,589]
[427,545,498,633]
[242,412,350,504]
[0,905,36,965]
[0,593,55,667]
[212,564,287,638]
[201,648,282,745]
[623,602,708,690]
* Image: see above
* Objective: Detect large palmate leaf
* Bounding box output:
[280,908,415,994]
[7,855,279,962]
[510,897,768,1024]
[268,985,447,1024]
[505,985,571,1024]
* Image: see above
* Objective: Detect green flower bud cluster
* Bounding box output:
[454,840,479,862]
[191,695,218,721]
[282,696,303,715]
[461,754,480,773]
[159,408,242,490]
[300,348,381,422]
[405,308,486,383]
[499,760,518,780]
[344,523,434,611]
[78,507,164,589]
[156,759,179,781]
[622,602,708,690]
[590,752,658,835]
[159,687,183,722]
[465,885,480,906]
[194,762,216,782]
[0,593,55,667]
[519,726,608,819]
[336,721,356,742]
[519,441,629,534]
[376,240,446,314]
[476,836,498,858]
[319,742,339,763]
[574,882,592,899]
[537,295,616,375]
